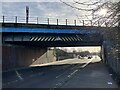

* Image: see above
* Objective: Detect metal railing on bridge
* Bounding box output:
[0,16,103,27]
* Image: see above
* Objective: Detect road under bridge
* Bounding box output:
[1,23,120,88]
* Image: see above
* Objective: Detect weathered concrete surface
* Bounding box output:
[102,27,120,83]
[2,45,56,71]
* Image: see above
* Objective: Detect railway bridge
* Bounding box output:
[1,17,120,88]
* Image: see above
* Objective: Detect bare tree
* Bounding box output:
[93,1,120,27]
[60,0,120,27]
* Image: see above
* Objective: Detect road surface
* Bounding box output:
[2,57,119,88]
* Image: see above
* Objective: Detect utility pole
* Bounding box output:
[26,6,29,23]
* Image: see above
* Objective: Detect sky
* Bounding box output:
[2,2,79,18]
[57,46,101,53]
[1,2,82,24]
[1,0,119,23]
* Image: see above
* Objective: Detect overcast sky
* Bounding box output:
[2,2,83,19]
[1,0,119,17]
[1,0,119,23]
[57,46,101,53]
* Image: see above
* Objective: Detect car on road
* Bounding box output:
[78,55,84,59]
[88,56,92,59]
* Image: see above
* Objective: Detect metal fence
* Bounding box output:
[0,16,103,27]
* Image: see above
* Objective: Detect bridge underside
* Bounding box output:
[4,41,102,47]
[3,33,102,47]
[1,23,103,72]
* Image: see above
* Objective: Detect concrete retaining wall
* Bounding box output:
[2,45,56,71]
[102,27,120,82]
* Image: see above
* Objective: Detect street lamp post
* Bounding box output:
[26,6,29,24]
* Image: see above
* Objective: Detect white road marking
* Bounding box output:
[15,70,23,80]
[109,74,112,76]
[54,58,94,88]
[3,80,18,86]
[108,82,112,85]
[81,59,93,68]
[68,69,78,78]
[56,70,68,78]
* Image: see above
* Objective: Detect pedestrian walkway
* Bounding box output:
[61,63,118,88]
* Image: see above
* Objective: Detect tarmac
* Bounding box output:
[2,57,119,88]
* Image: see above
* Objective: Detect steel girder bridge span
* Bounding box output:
[2,25,102,47]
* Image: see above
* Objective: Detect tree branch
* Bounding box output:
[60,0,94,11]
[73,0,101,6]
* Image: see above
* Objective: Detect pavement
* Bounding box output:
[2,57,119,88]
[30,56,101,67]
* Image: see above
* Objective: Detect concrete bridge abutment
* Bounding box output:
[2,44,56,71]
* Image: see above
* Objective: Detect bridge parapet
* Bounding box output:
[1,21,104,47]
[0,16,106,27]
